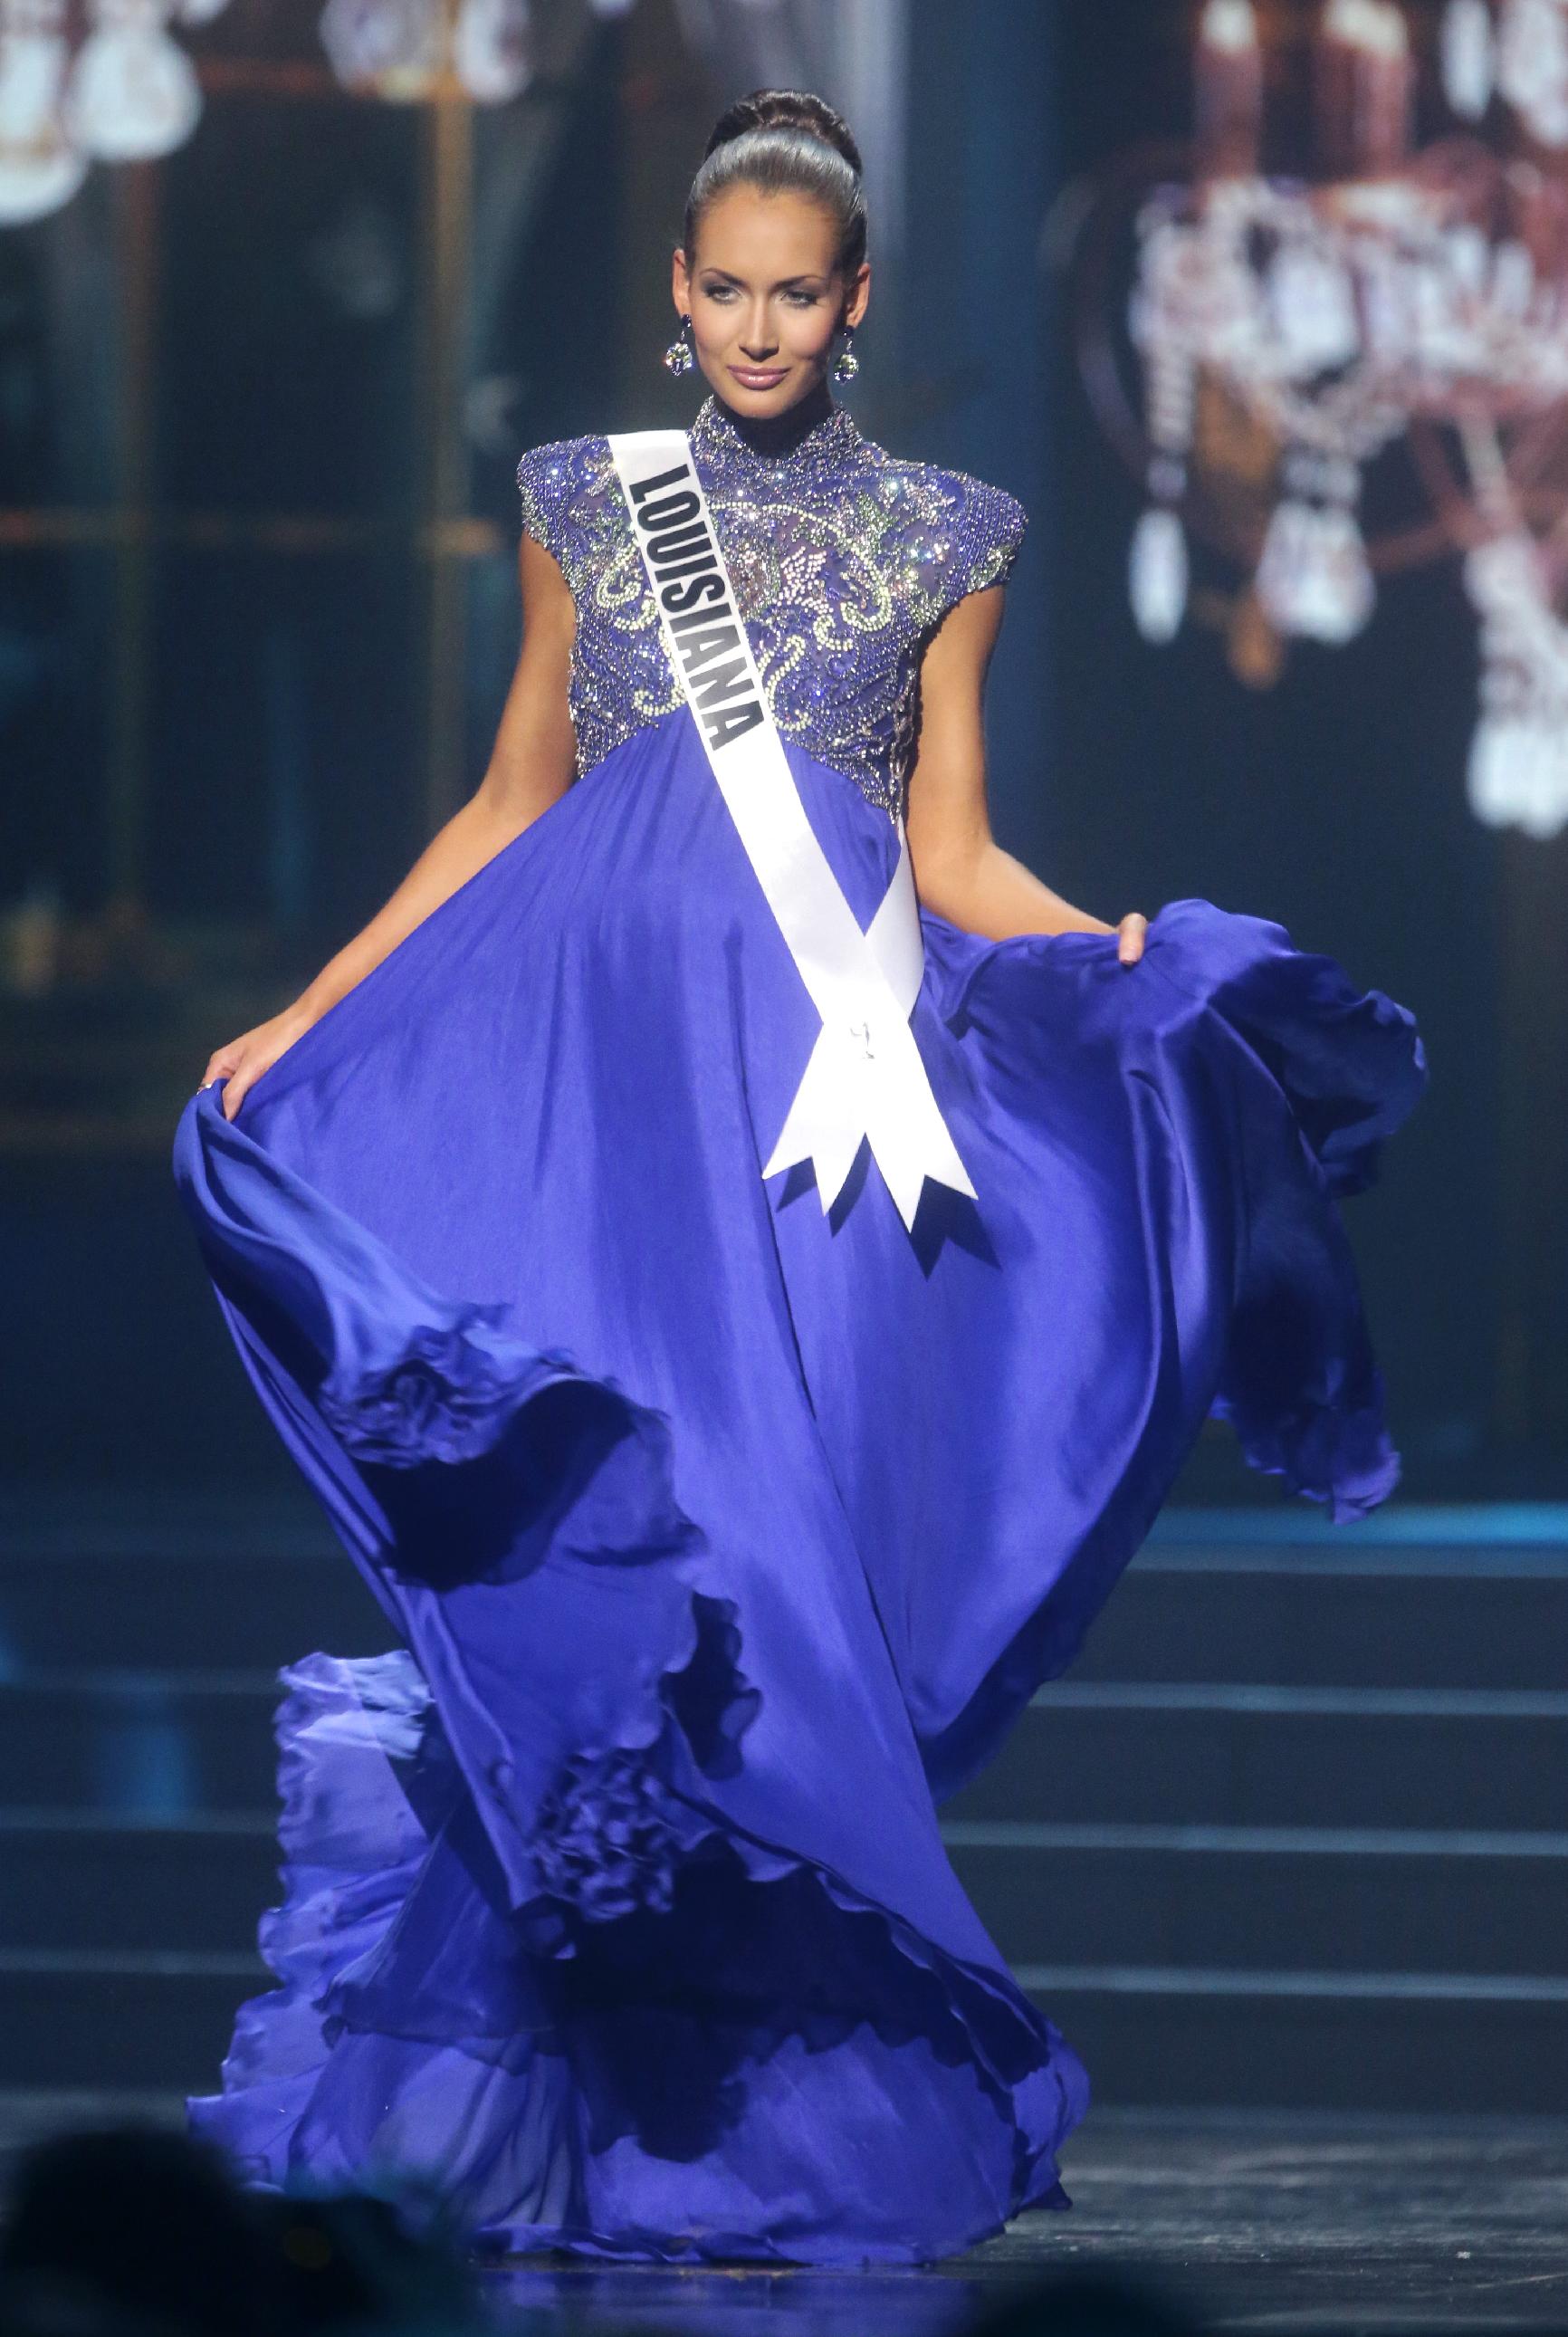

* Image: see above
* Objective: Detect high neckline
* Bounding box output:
[691,390,863,474]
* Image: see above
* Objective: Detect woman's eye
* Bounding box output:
[699,284,822,308]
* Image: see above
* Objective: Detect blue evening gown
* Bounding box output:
[171,391,1425,2265]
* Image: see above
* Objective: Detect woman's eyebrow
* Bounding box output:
[699,268,828,291]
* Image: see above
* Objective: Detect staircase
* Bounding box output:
[0,1492,1563,2113]
[0,1491,394,2099]
[946,1508,1568,2112]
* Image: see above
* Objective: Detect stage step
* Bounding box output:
[0,1675,279,1814]
[1073,1544,1568,1691]
[0,1548,394,1672]
[1020,1970,1568,2119]
[944,1685,1568,1832]
[945,1822,1568,1978]
[0,1955,263,2093]
[0,1817,276,1955]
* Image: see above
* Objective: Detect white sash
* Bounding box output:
[607,428,977,1232]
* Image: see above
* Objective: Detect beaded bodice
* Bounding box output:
[515,394,1027,819]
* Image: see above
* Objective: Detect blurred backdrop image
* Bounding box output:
[0,2,1564,2331]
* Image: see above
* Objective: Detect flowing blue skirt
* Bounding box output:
[171,706,1424,2264]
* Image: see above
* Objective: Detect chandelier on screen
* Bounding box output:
[0,0,658,226]
[1078,0,1568,840]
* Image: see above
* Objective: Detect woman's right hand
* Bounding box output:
[199,1001,320,1122]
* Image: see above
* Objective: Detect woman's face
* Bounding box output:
[672,184,870,418]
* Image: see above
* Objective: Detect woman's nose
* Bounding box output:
[739,305,778,358]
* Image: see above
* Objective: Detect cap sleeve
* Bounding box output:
[515,438,574,566]
[957,478,1028,600]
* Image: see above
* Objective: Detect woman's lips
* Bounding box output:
[727,365,789,388]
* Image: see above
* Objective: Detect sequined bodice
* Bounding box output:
[515,395,1026,819]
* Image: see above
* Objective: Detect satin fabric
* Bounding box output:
[172,703,1424,2263]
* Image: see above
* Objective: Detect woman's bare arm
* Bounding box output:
[904,588,1146,960]
[202,532,578,1119]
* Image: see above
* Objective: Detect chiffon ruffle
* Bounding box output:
[172,704,1424,2261]
[193,1647,1081,2263]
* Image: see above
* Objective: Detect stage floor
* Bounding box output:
[5,2098,1560,2335]
[482,2109,1568,2333]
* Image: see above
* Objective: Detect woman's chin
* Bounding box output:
[715,367,821,413]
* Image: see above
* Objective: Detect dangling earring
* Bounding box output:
[663,316,694,376]
[831,325,860,385]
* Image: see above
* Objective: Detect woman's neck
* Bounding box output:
[708,378,835,455]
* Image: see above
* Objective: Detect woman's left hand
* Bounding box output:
[1117,912,1149,966]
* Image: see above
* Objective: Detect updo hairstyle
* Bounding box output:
[683,89,868,279]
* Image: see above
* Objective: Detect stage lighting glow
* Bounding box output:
[1496,0,1568,144]
[1076,0,1568,839]
[63,0,203,161]
[0,0,214,216]
[1444,0,1497,115]
[0,1,89,225]
[318,0,444,98]
[452,0,530,103]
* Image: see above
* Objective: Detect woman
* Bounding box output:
[173,91,1424,2265]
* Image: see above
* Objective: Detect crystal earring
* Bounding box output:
[831,326,859,385]
[663,317,694,377]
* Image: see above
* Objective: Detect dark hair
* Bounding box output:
[683,89,867,277]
